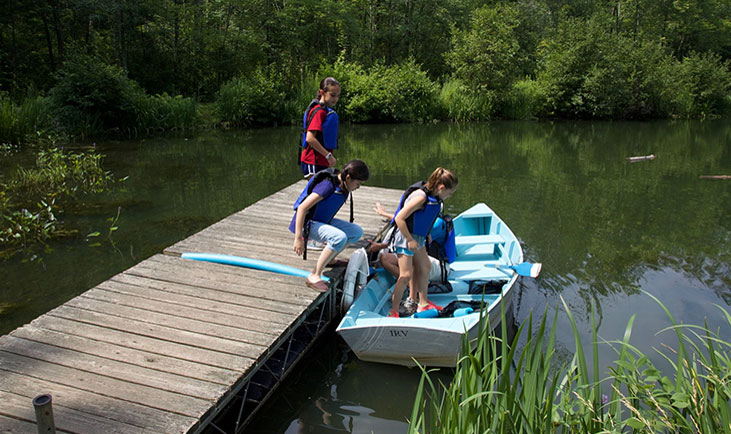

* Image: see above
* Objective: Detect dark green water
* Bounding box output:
[1,120,730,433]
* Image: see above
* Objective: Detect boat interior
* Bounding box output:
[340,203,521,324]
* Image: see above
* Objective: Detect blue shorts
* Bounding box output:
[301,163,328,178]
[390,230,426,257]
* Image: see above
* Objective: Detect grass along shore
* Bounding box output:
[408,293,731,434]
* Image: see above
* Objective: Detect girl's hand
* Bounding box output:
[407,239,419,252]
[326,154,337,166]
[373,202,387,218]
[293,237,305,256]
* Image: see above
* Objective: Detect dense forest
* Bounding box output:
[1,0,731,139]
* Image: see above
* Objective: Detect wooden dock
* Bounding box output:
[0,181,401,433]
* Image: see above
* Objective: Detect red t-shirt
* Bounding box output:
[301,106,330,166]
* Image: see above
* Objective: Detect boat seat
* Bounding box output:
[449,260,511,281]
[454,234,505,257]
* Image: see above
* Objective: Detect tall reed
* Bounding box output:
[0,95,52,145]
[409,295,731,434]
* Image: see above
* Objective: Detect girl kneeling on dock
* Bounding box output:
[290,160,370,291]
[389,168,458,317]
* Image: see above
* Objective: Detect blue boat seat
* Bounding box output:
[449,260,511,281]
[454,234,505,257]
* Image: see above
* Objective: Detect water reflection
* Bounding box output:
[290,398,404,434]
[247,335,433,434]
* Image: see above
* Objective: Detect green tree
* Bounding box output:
[445,4,522,93]
[49,54,145,135]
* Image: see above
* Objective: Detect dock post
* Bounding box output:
[33,394,56,434]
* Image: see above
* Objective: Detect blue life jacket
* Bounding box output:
[289,168,350,233]
[429,216,456,263]
[392,181,442,238]
[302,99,338,151]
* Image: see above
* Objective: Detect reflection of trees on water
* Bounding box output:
[346,120,730,308]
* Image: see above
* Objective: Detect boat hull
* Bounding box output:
[339,291,512,367]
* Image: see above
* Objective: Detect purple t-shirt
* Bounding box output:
[288,179,336,233]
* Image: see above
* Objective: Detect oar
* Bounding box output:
[182,252,330,281]
[485,261,542,278]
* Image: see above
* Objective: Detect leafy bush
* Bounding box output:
[580,38,677,119]
[445,4,522,93]
[215,68,287,127]
[284,72,323,125]
[537,17,612,118]
[668,51,731,118]
[336,59,440,123]
[438,79,496,122]
[49,55,146,136]
[500,78,547,119]
[133,93,198,132]
[536,17,692,119]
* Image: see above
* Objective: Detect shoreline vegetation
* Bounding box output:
[1,51,729,146]
[409,294,731,434]
[1,1,730,145]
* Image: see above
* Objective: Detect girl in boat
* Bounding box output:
[388,168,458,317]
[290,160,369,291]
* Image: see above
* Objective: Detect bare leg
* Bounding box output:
[309,247,339,283]
[390,254,413,313]
[379,252,400,278]
[412,247,431,308]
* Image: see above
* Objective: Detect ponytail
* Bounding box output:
[425,167,458,192]
[317,77,341,98]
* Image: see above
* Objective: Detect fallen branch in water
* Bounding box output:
[626,154,656,162]
[699,175,731,180]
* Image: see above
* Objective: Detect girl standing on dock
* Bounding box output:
[300,77,341,178]
[290,160,370,291]
[388,168,458,317]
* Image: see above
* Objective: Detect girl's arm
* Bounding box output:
[373,201,394,220]
[293,193,323,255]
[306,131,336,166]
[394,191,426,250]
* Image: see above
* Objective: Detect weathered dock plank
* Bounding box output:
[105,274,296,327]
[0,370,196,432]
[0,335,225,401]
[1,389,151,434]
[0,350,211,417]
[0,182,403,433]
[0,413,51,434]
[9,325,238,385]
[30,315,253,372]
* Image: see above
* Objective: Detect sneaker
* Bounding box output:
[307,240,325,251]
[399,297,418,316]
[417,301,444,313]
[388,308,400,318]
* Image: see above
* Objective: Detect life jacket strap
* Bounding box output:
[302,101,325,150]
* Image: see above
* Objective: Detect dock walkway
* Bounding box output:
[0,181,401,433]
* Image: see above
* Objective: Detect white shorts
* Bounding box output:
[378,248,442,282]
[428,256,442,281]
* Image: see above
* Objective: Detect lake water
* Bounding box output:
[1,120,729,433]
